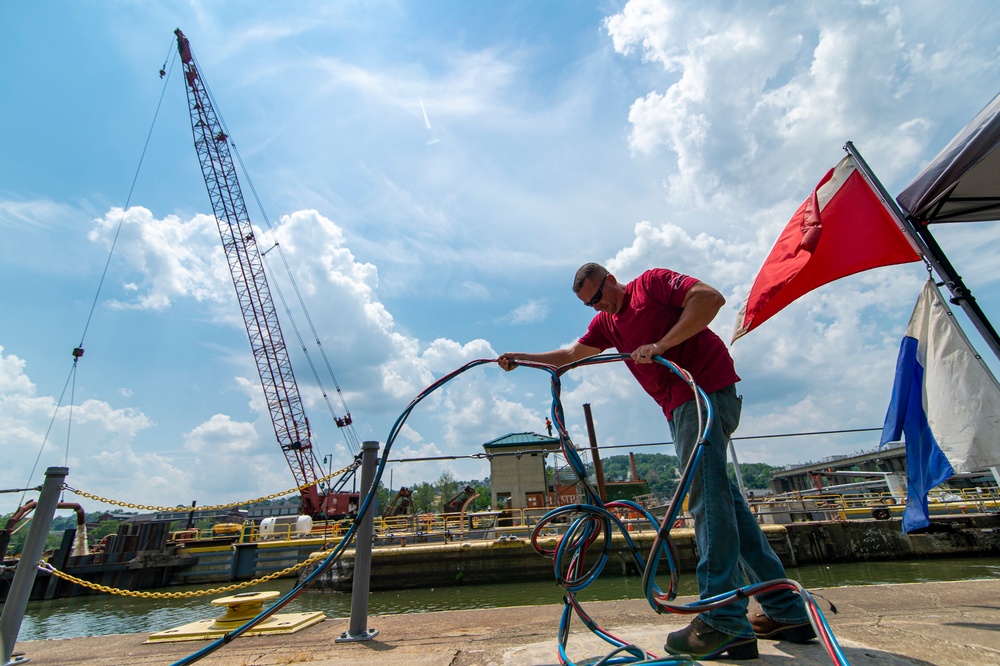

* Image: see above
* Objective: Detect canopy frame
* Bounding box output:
[845,141,1000,363]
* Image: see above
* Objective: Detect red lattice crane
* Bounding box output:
[174,29,359,519]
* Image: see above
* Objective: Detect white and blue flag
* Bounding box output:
[881,280,1000,532]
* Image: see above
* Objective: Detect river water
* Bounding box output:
[13,557,1000,642]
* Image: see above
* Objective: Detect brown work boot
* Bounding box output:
[664,617,759,660]
[750,611,817,643]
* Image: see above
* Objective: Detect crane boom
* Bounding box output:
[174,29,357,519]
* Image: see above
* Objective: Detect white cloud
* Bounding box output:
[88,207,228,311]
[605,1,990,218]
[0,198,71,230]
[506,299,549,325]
[4,0,999,514]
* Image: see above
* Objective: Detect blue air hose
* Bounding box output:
[170,359,497,666]
[518,353,848,665]
[172,353,848,666]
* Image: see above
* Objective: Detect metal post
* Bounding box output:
[845,141,1000,363]
[728,441,747,498]
[1,466,69,665]
[337,441,379,643]
[582,403,607,502]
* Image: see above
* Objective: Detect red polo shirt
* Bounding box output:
[578,268,740,419]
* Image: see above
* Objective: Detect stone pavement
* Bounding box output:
[11,579,1000,665]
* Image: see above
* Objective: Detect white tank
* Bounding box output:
[259,515,313,539]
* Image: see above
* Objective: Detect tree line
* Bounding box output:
[596,453,778,498]
[1,508,132,557]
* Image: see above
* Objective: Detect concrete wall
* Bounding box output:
[784,513,1000,565]
[490,451,549,510]
[307,514,1000,592]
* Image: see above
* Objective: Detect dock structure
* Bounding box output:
[299,513,1000,592]
[11,578,1000,665]
[11,504,999,602]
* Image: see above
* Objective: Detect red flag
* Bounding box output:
[732,155,921,343]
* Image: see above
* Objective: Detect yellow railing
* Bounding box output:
[747,487,1000,522]
[167,486,999,546]
[369,506,577,543]
[169,518,352,545]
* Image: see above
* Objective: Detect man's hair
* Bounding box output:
[573,262,607,294]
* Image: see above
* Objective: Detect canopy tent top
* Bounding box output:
[897,91,1000,224]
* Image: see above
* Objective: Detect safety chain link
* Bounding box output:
[37,540,343,599]
[60,462,358,513]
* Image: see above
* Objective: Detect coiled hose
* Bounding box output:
[172,353,847,666]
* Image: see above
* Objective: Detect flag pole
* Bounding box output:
[844,142,1000,363]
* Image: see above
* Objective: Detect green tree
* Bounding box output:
[87,520,122,547]
[374,481,392,512]
[470,483,492,511]
[1,516,70,556]
[590,453,682,497]
[435,472,463,510]
[586,452,779,498]
[410,482,437,513]
[728,462,779,491]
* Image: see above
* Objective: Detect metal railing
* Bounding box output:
[164,485,1000,547]
[747,486,1000,523]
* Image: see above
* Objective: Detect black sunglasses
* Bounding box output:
[584,273,608,307]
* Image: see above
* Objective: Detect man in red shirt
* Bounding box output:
[499,263,814,660]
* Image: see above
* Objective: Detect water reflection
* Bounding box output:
[15,557,1000,642]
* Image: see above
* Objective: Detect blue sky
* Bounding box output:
[2,1,999,513]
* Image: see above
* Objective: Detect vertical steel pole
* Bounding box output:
[582,403,607,502]
[1,466,69,664]
[337,441,379,642]
[728,441,747,498]
[845,141,1000,363]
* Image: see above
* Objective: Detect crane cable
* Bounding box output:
[17,37,180,507]
[259,244,361,457]
[187,48,360,459]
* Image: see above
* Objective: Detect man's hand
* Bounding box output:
[498,353,520,371]
[628,283,724,365]
[630,344,661,364]
[498,343,600,371]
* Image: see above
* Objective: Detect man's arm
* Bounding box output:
[498,340,602,371]
[631,281,725,363]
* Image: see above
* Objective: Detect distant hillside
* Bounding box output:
[592,453,779,497]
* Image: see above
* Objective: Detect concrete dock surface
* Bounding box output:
[11,578,1000,665]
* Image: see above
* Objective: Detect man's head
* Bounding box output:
[573,262,623,313]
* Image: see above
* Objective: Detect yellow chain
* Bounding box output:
[37,541,345,599]
[61,462,358,513]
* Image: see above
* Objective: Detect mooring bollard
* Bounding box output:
[336,440,380,643]
[1,466,69,665]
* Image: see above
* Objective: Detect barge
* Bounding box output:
[5,488,998,601]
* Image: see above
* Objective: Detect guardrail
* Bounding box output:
[169,486,1000,546]
[747,487,1000,523]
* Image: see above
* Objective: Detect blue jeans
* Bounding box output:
[669,384,808,638]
